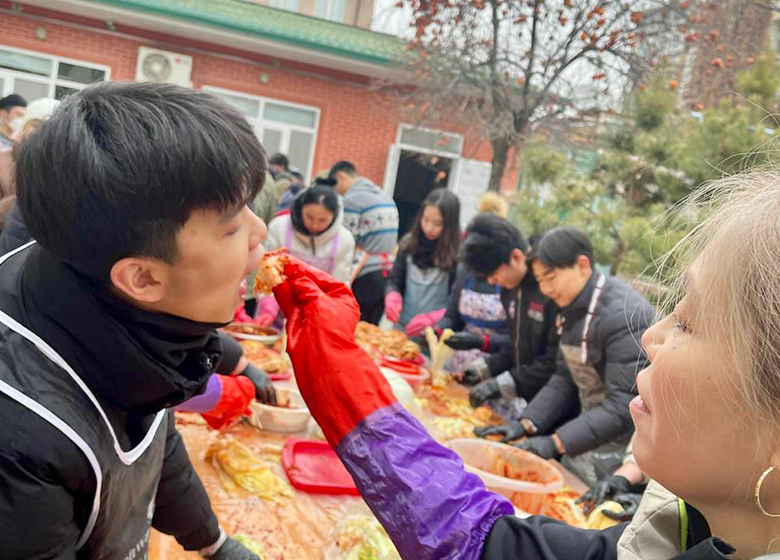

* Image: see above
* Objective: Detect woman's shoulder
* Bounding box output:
[267,213,291,232]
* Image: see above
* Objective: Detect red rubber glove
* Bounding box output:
[384,292,403,324]
[405,308,446,338]
[273,257,396,446]
[201,375,255,430]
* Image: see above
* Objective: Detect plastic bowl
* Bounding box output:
[379,365,430,391]
[222,323,282,345]
[250,388,311,433]
[446,438,563,498]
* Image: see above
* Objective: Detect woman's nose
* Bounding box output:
[641,317,667,363]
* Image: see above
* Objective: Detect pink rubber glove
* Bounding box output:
[405,308,446,338]
[233,304,254,324]
[384,292,403,324]
[256,295,280,327]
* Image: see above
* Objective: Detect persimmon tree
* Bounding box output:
[395,0,698,191]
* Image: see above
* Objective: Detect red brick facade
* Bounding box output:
[0,2,518,191]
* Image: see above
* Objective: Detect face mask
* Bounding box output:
[9,117,24,134]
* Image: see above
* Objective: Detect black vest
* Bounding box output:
[0,245,167,560]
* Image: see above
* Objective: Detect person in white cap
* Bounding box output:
[0,97,59,247]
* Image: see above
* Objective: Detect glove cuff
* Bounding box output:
[471,358,490,381]
[481,335,490,352]
[199,527,227,557]
[495,371,518,399]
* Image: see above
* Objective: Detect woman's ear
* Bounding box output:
[110,257,166,304]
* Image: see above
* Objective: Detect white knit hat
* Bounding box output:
[18,97,59,130]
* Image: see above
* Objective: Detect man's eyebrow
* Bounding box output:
[219,203,244,224]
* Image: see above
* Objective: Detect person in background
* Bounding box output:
[479,227,654,486]
[253,153,297,225]
[0,82,265,560]
[0,94,29,233]
[436,192,511,374]
[329,160,399,325]
[177,332,276,428]
[274,169,780,560]
[455,214,559,409]
[256,184,355,326]
[385,188,460,337]
[275,168,312,217]
[0,93,27,151]
[0,98,60,251]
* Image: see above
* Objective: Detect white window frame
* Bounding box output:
[395,123,464,158]
[383,124,465,197]
[202,85,320,181]
[0,44,111,100]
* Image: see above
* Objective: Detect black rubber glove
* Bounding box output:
[239,362,277,406]
[602,492,643,522]
[514,435,559,460]
[205,536,261,560]
[445,332,485,351]
[576,475,631,513]
[474,421,527,443]
[468,378,500,408]
[460,360,490,386]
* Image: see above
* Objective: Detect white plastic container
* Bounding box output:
[249,388,311,433]
[446,438,563,498]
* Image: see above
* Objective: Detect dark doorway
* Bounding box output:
[393,150,453,237]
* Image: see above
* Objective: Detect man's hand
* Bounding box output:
[239,363,276,406]
[460,358,489,386]
[513,436,559,460]
[473,421,527,443]
[468,378,500,408]
[602,492,642,522]
[576,475,631,514]
[204,536,260,560]
[445,332,484,351]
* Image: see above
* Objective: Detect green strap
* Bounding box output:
[678,499,689,552]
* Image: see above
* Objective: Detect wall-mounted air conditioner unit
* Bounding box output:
[135,47,193,87]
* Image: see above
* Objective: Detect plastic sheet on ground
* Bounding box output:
[150,385,587,560]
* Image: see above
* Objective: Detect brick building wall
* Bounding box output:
[0,2,506,191]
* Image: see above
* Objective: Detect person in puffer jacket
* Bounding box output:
[478,227,655,486]
[255,184,355,326]
[273,171,780,560]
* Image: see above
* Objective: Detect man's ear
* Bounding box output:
[510,248,525,263]
[577,254,593,275]
[110,257,166,304]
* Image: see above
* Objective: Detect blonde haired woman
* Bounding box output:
[277,171,780,559]
[476,191,508,218]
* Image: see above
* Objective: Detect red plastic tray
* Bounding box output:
[282,438,359,496]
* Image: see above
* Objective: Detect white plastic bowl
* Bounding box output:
[250,388,311,433]
[446,438,564,497]
[222,323,282,345]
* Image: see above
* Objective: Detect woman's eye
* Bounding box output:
[672,312,691,333]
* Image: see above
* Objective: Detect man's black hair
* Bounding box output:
[269,153,289,170]
[313,176,337,187]
[16,81,267,280]
[328,160,356,180]
[0,94,27,112]
[532,226,594,268]
[461,213,528,276]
